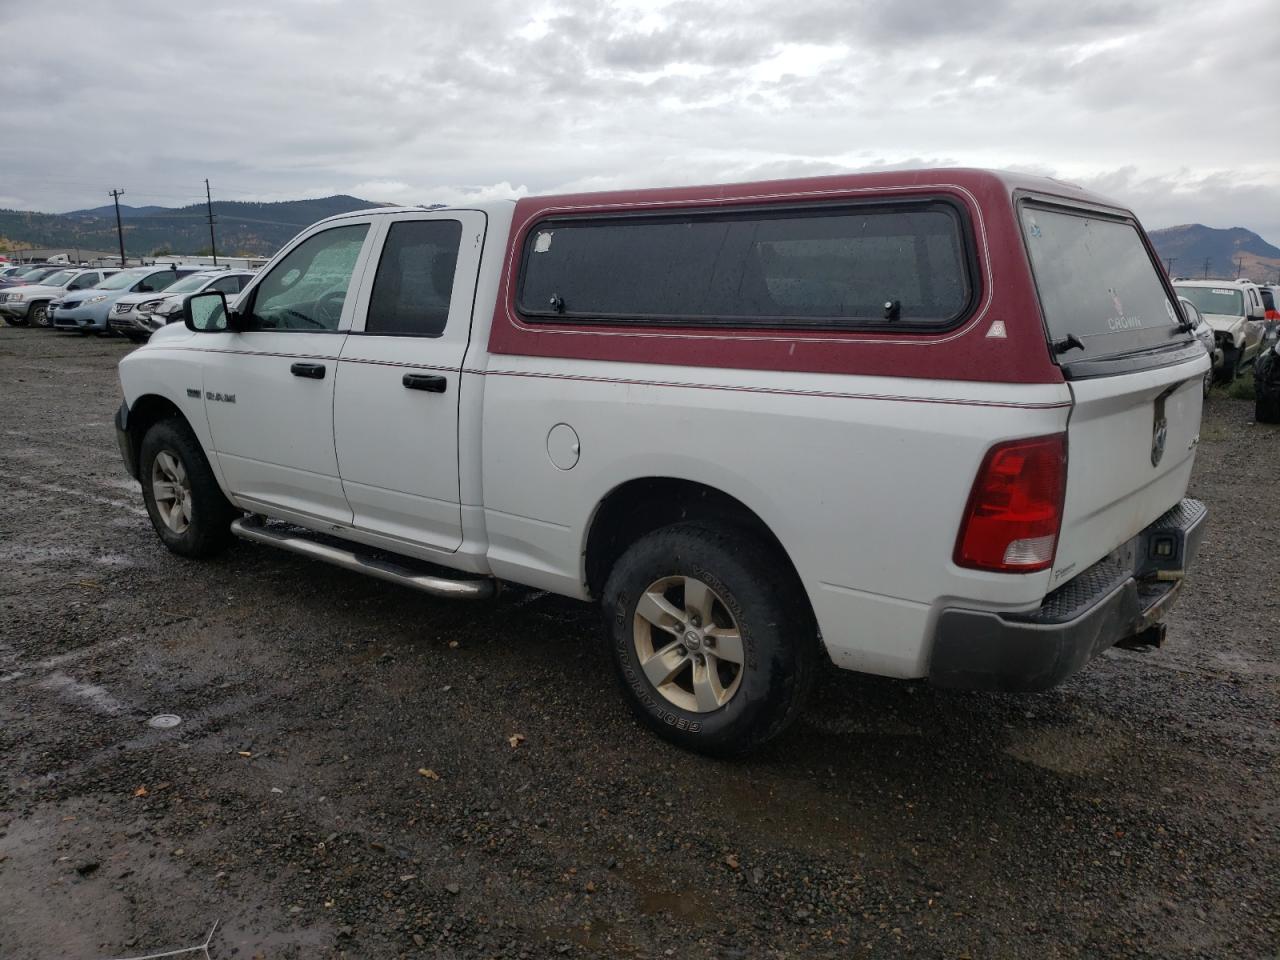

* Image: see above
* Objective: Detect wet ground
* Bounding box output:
[0,326,1276,959]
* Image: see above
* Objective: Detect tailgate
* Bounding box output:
[1017,199,1209,588]
[1052,356,1204,587]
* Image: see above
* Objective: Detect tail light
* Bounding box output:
[954,433,1067,573]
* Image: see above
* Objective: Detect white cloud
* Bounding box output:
[0,0,1277,242]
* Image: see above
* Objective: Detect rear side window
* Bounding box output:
[365,220,462,337]
[1021,204,1189,361]
[517,201,974,329]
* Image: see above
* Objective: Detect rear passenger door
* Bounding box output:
[333,210,486,552]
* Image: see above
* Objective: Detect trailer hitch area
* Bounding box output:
[1115,622,1167,651]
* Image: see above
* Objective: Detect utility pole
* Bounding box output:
[109,188,127,267]
[1234,255,1244,279]
[1202,257,1211,279]
[1164,256,1177,276]
[204,178,218,266]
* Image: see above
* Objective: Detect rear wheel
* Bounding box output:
[140,417,238,558]
[602,523,818,756]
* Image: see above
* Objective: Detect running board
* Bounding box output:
[230,516,496,600]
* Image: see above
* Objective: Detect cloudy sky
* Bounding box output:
[3,0,1278,241]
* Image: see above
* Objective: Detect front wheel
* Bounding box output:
[28,302,49,327]
[139,417,238,558]
[1217,345,1239,385]
[602,523,818,756]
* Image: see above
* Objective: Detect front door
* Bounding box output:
[332,210,486,552]
[201,220,376,524]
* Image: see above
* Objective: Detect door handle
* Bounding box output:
[403,373,447,393]
[291,362,326,379]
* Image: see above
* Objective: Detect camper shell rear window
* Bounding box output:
[1020,201,1194,366]
[516,199,978,332]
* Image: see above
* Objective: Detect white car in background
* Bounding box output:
[108,269,256,341]
[0,267,118,327]
[1179,296,1219,398]
[1173,280,1267,383]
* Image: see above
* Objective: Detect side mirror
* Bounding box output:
[183,290,231,332]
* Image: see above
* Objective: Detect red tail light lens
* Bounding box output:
[954,434,1067,573]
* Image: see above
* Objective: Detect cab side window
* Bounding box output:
[249,224,370,331]
[364,220,462,337]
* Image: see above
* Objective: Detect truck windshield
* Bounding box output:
[1174,285,1244,318]
[1021,203,1190,362]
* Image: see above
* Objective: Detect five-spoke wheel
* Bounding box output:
[150,450,193,535]
[634,575,745,713]
[604,522,817,756]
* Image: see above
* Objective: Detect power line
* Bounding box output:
[109,188,127,266]
[205,178,219,266]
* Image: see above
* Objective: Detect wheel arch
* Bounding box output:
[583,476,811,609]
[122,393,194,478]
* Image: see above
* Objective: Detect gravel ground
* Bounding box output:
[0,326,1276,960]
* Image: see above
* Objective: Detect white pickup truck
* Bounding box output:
[115,168,1209,755]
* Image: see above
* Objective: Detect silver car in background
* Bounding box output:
[107,269,256,341]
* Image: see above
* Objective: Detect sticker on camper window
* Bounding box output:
[1024,214,1042,239]
[1211,288,1233,295]
[533,231,554,253]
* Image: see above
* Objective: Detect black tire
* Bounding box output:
[1202,369,1212,400]
[1255,348,1280,424]
[28,301,49,327]
[1217,345,1239,385]
[602,522,818,757]
[139,417,238,558]
[2,316,23,327]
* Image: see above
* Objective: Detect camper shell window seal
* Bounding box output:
[513,196,982,334]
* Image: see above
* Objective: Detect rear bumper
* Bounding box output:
[929,498,1207,692]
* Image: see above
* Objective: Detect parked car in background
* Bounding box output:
[0,267,117,327]
[1255,339,1280,423]
[1179,295,1219,398]
[50,265,205,334]
[0,265,60,290]
[108,269,255,341]
[1173,280,1266,382]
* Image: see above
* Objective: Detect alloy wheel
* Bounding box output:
[150,450,193,535]
[633,575,744,712]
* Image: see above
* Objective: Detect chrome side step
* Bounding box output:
[231,516,496,600]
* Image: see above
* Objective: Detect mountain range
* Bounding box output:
[0,196,379,258]
[1148,224,1280,282]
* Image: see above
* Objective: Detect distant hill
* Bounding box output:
[1149,224,1280,282]
[63,204,169,219]
[0,195,380,257]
